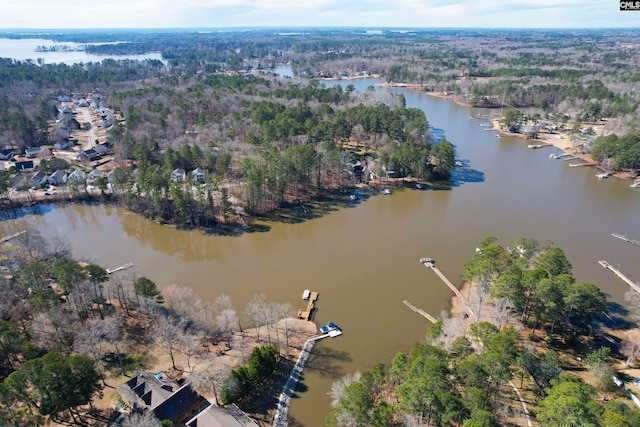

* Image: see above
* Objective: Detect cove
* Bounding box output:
[1,80,640,426]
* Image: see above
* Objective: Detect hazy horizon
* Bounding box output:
[2,1,637,30]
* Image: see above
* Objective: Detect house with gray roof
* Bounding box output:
[191,167,207,184]
[49,170,68,186]
[30,171,48,190]
[171,168,186,183]
[118,371,257,427]
[67,170,86,185]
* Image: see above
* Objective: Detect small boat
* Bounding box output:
[596,173,610,179]
[380,188,392,195]
[302,289,311,300]
[631,181,640,188]
[349,194,359,200]
[415,183,423,189]
[320,321,338,334]
[455,161,464,167]
[419,257,435,264]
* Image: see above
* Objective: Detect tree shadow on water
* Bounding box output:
[305,346,353,380]
[450,166,485,187]
[604,301,634,329]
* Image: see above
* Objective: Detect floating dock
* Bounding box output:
[297,291,318,321]
[598,260,640,294]
[403,300,437,323]
[612,232,640,248]
[420,258,478,322]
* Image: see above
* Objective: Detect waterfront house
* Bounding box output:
[171,168,186,183]
[30,171,48,190]
[49,170,68,186]
[15,160,34,171]
[118,371,256,427]
[0,149,13,161]
[87,169,104,185]
[191,167,207,184]
[10,173,29,191]
[67,170,86,184]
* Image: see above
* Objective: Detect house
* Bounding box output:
[171,168,186,183]
[118,372,257,427]
[15,160,34,171]
[0,163,5,171]
[93,144,109,156]
[25,147,43,158]
[191,167,207,184]
[86,169,104,185]
[57,95,71,102]
[0,149,13,161]
[67,170,86,184]
[54,140,74,150]
[10,173,29,191]
[30,171,48,190]
[49,170,68,186]
[77,149,100,162]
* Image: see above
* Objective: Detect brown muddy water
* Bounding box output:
[2,84,640,426]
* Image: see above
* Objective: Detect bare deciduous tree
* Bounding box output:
[155,315,183,370]
[121,411,161,427]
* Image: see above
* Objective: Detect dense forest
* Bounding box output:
[0,52,455,229]
[326,237,640,426]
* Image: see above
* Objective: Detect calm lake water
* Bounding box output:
[2,76,640,426]
[0,38,165,64]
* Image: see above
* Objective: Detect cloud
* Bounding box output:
[0,0,637,28]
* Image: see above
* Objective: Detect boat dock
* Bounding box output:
[598,260,640,294]
[420,258,478,322]
[297,290,318,321]
[273,331,340,426]
[612,233,640,248]
[106,262,134,274]
[0,230,26,243]
[569,162,598,167]
[403,300,437,323]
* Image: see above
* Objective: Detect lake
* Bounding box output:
[0,37,165,64]
[1,75,639,426]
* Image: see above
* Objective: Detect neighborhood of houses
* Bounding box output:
[1,93,211,200]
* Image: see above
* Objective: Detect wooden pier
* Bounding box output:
[612,232,640,248]
[569,162,598,167]
[106,262,134,275]
[598,260,640,295]
[403,300,437,323]
[273,332,337,426]
[421,259,478,322]
[297,291,318,321]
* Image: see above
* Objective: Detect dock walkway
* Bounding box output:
[403,300,437,323]
[273,334,328,427]
[599,260,640,294]
[612,233,640,248]
[421,260,478,322]
[106,262,134,274]
[0,230,26,243]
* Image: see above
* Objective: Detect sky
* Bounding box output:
[0,0,638,29]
